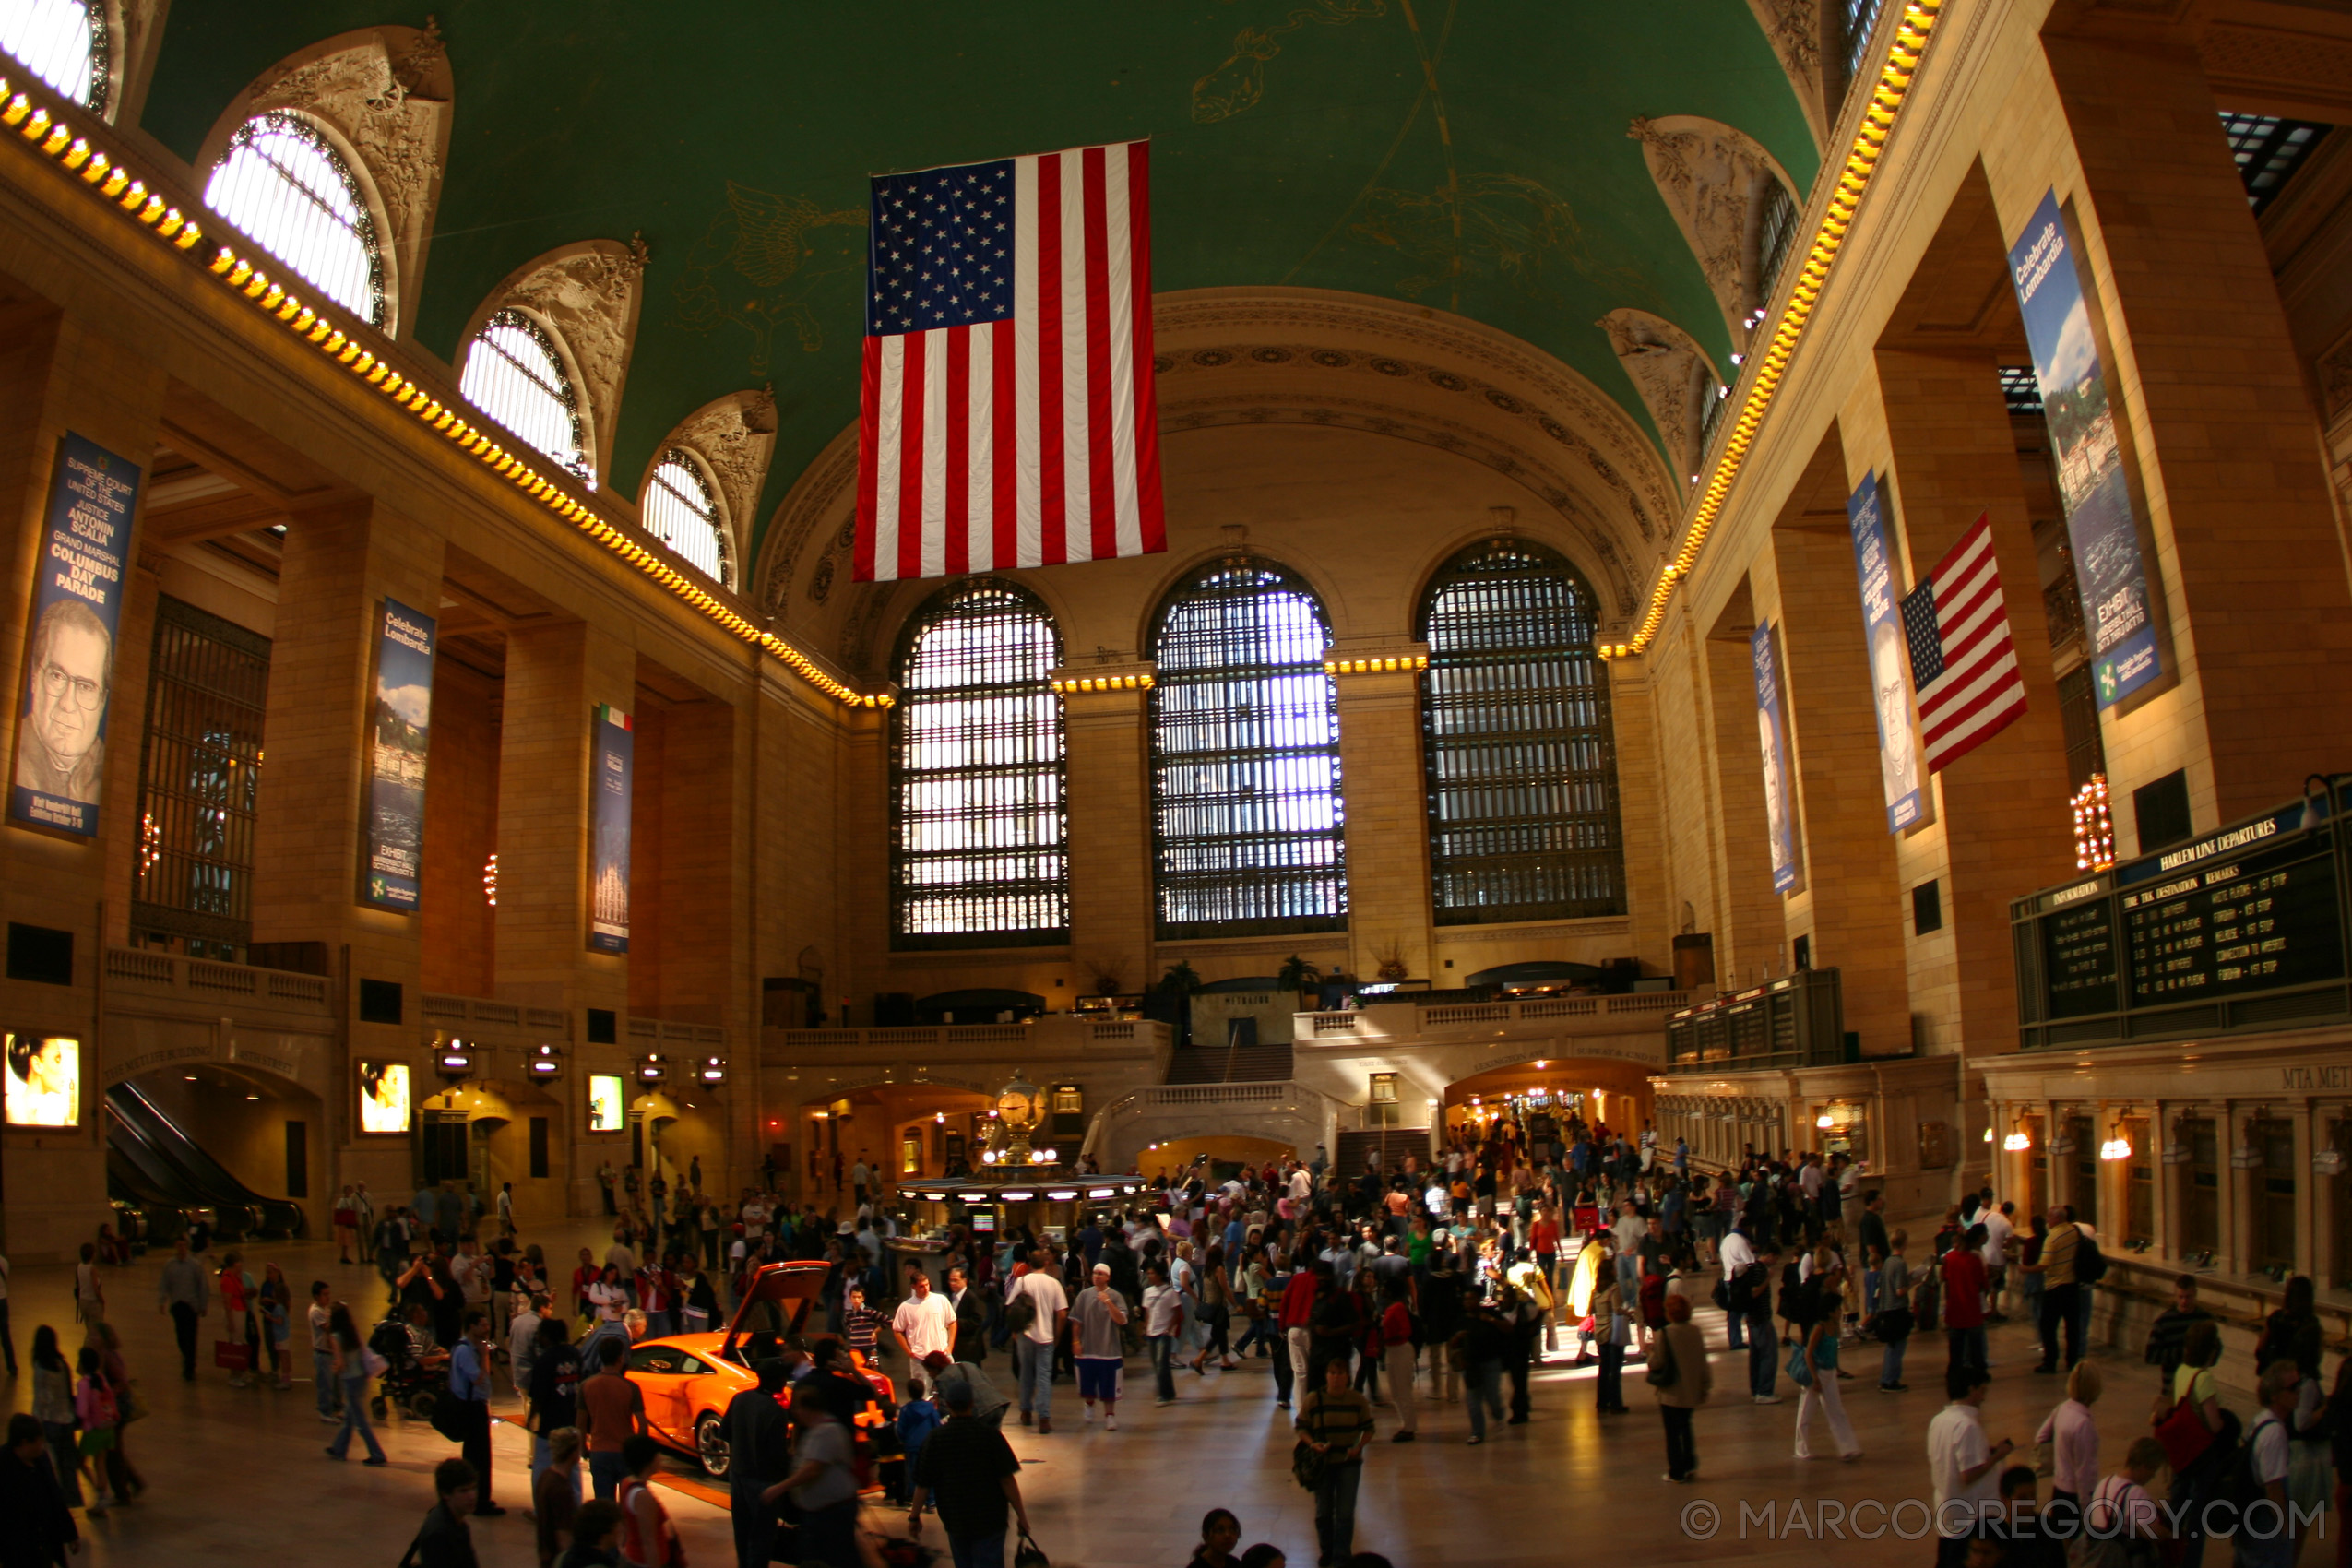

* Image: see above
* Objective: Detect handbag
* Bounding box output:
[1290,1437,1329,1492]
[1645,1332,1678,1388]
[1786,1343,1814,1388]
[116,1382,149,1424]
[1013,1531,1051,1568]
[430,1387,470,1443]
[2154,1392,2216,1473]
[213,1339,252,1372]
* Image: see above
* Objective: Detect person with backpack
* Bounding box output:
[2228,1360,2303,1568]
[2029,1204,2087,1373]
[1730,1241,1781,1405]
[2160,1317,2233,1568]
[1872,1229,1915,1392]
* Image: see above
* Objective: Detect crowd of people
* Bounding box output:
[10,1115,2352,1568]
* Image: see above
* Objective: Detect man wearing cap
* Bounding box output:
[1074,1262,1131,1430]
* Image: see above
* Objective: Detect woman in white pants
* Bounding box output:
[1793,1256,1861,1462]
[1380,1282,1419,1442]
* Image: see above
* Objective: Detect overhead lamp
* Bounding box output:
[696,1055,727,1085]
[1816,1111,1835,1131]
[2099,1122,2132,1162]
[2003,1121,2031,1152]
[527,1042,564,1080]
[637,1053,668,1084]
[1982,1126,1994,1143]
[435,1036,475,1081]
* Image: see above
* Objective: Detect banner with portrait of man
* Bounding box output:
[1752,621,1802,895]
[10,434,141,837]
[1847,472,1930,834]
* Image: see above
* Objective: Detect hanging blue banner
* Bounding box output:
[362,599,435,910]
[2008,189,2161,708]
[588,705,632,955]
[1847,473,1928,834]
[1752,620,1800,895]
[10,434,140,838]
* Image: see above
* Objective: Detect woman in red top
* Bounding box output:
[616,1433,684,1566]
[1530,1207,1563,1352]
[1380,1283,1418,1441]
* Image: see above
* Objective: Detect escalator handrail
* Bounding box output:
[105,1087,284,1229]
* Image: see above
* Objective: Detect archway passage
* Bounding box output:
[108,1065,320,1241]
[1137,1133,1295,1185]
[414,1077,564,1229]
[794,1084,996,1205]
[1441,1059,1657,1152]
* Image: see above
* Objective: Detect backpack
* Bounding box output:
[1911,1269,1940,1334]
[1003,1282,1039,1336]
[2073,1230,2108,1285]
[369,1319,410,1363]
[2217,1411,2279,1515]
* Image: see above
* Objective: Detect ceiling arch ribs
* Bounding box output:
[192,21,451,340]
[1628,114,1801,352]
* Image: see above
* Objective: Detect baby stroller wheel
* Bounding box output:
[408,1389,438,1421]
[370,1395,386,1420]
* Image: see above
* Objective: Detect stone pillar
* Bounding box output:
[2034,24,2352,826]
[1762,526,1910,1055]
[250,495,445,1200]
[1870,350,2075,1058]
[1058,674,1153,994]
[1697,604,1784,988]
[1334,666,1431,984]
[495,621,635,1213]
[0,311,164,1258]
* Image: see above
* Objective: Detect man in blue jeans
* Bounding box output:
[1738,1243,1782,1403]
[578,1336,645,1500]
[1004,1249,1067,1434]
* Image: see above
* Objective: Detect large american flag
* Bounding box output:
[855,139,1166,582]
[1899,513,2028,772]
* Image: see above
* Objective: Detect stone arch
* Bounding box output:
[459,238,649,492]
[643,388,777,588]
[1741,0,1833,153]
[1597,309,1726,494]
[1626,114,1801,350]
[195,21,453,339]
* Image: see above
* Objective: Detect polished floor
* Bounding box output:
[0,1222,2253,1566]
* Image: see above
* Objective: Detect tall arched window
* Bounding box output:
[890,582,1067,948]
[641,451,729,585]
[1150,558,1344,938]
[203,111,384,327]
[460,308,593,483]
[1,0,104,111]
[1420,540,1624,922]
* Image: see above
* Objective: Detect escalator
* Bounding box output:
[105,1134,214,1244]
[105,1082,303,1239]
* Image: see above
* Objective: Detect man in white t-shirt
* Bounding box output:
[1004,1250,1069,1432]
[1979,1202,2014,1319]
[890,1270,956,1372]
[1928,1366,2013,1564]
[307,1279,338,1420]
[2242,1360,2301,1567]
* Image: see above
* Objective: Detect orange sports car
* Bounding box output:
[623,1260,895,1479]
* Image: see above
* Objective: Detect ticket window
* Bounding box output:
[2067,1115,2098,1232]
[2181,1118,2220,1257]
[2333,1122,2352,1290]
[2124,1121,2153,1247]
[2250,1118,2296,1274]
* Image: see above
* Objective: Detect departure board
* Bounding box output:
[2012,786,2352,1049]
[2122,830,2341,1004]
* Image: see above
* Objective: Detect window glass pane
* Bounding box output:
[1420,540,1624,923]
[890,583,1068,947]
[0,0,103,111]
[460,308,592,483]
[643,453,727,584]
[2216,111,2333,214]
[1150,560,1345,939]
[132,596,271,956]
[203,111,384,326]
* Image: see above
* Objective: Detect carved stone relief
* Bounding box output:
[493,238,648,484]
[1628,114,1794,346]
[237,25,452,337]
[1743,0,1828,151]
[1598,309,1721,493]
[662,387,777,580]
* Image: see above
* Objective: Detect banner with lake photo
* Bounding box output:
[588,704,632,954]
[362,599,436,910]
[10,434,140,838]
[1752,621,1801,895]
[2008,188,2161,708]
[1847,473,1928,834]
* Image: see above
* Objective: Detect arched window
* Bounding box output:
[641,452,729,585]
[1420,540,1624,923]
[0,0,105,113]
[460,308,593,483]
[890,582,1068,948]
[1150,558,1344,938]
[202,111,384,327]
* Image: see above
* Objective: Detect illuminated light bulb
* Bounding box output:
[20,106,50,138]
[42,124,71,156]
[0,94,27,126]
[99,166,127,196]
[62,137,89,168]
[2003,1131,2030,1152]
[116,179,148,211]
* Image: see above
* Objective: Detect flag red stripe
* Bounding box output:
[1920,636,2020,742]
[943,327,970,576]
[854,334,881,583]
[992,316,1016,569]
[1127,139,1165,552]
[1925,681,2027,769]
[1082,145,1117,563]
[897,330,926,582]
[1034,152,1066,567]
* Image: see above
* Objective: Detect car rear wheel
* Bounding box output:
[695,1411,731,1479]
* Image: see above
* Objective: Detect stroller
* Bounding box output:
[366,1315,445,1422]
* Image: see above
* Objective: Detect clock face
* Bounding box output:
[997,1089,1036,1126]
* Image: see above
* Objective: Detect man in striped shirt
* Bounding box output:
[1296,1358,1376,1565]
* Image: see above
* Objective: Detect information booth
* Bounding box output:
[892,1173,1150,1287]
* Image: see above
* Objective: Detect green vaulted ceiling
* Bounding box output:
[141,2,1818,560]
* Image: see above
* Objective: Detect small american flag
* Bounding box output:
[1900,513,2028,773]
[855,139,1165,582]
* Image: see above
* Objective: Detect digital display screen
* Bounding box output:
[357,1062,410,1134]
[2121,833,2342,1004]
[588,1074,624,1133]
[5,1033,78,1126]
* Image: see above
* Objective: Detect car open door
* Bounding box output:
[717,1261,830,1367]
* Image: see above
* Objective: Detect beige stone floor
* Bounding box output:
[0,1221,2219,1565]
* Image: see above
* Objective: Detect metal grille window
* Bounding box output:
[1754,178,1800,306]
[1841,0,1887,89]
[2218,112,2331,214]
[132,596,270,958]
[1998,365,2043,416]
[1698,378,1732,457]
[203,111,383,327]
[2056,662,2105,790]
[890,582,1068,948]
[642,451,729,585]
[1150,558,1345,939]
[1421,540,1624,923]
[0,0,105,112]
[460,308,593,483]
